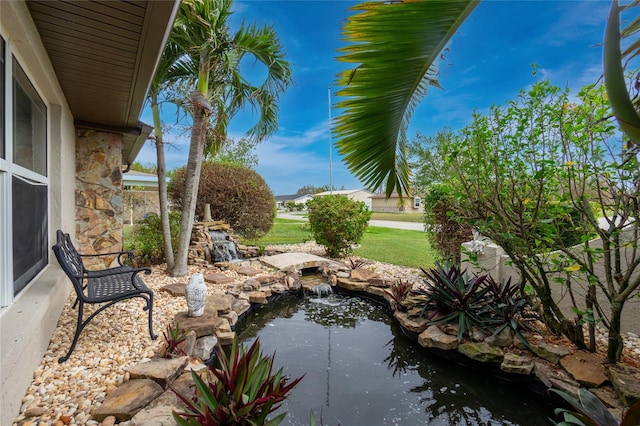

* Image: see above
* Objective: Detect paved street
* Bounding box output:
[277,212,425,231]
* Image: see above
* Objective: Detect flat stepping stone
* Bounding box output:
[237,266,261,276]
[159,283,186,296]
[260,252,342,271]
[128,356,189,389]
[458,342,505,363]
[204,272,234,284]
[175,310,219,338]
[530,341,571,364]
[609,363,640,406]
[501,352,534,375]
[559,350,608,387]
[92,379,163,422]
[394,311,430,334]
[419,325,458,351]
[336,277,369,292]
[205,293,235,314]
[130,390,180,426]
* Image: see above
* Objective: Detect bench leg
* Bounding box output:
[146,292,158,340]
[59,301,85,363]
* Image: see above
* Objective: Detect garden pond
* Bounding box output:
[236,275,558,425]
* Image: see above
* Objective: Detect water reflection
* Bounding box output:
[237,292,555,425]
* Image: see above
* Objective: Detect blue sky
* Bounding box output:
[137,0,613,196]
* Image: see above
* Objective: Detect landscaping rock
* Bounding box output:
[175,310,218,338]
[92,379,163,422]
[534,361,580,399]
[130,390,180,426]
[220,310,238,326]
[485,328,513,348]
[232,298,251,316]
[270,283,288,293]
[418,325,459,350]
[350,267,378,282]
[458,342,505,363]
[591,386,624,409]
[500,352,534,375]
[256,274,279,285]
[368,277,393,287]
[243,279,261,291]
[159,283,186,297]
[559,350,607,387]
[127,356,189,389]
[204,273,233,285]
[206,293,235,314]
[530,341,571,364]
[246,290,269,304]
[609,364,640,406]
[216,331,236,345]
[366,285,386,298]
[237,266,261,276]
[179,330,196,357]
[336,277,369,292]
[193,336,218,360]
[394,311,430,333]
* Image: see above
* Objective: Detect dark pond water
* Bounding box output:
[237,283,557,425]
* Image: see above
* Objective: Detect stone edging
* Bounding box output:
[89,263,637,425]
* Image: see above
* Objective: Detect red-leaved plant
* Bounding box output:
[172,337,303,426]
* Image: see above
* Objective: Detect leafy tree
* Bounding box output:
[306,195,371,257]
[434,77,640,362]
[295,184,330,195]
[129,162,157,174]
[207,135,258,169]
[169,162,275,239]
[168,0,293,276]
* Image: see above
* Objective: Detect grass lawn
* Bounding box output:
[370,212,424,223]
[241,219,434,268]
[353,226,434,268]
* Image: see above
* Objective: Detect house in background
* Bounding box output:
[0,1,179,423]
[314,189,373,209]
[370,191,424,213]
[275,193,313,210]
[123,170,163,224]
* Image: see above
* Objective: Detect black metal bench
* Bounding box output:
[52,230,157,362]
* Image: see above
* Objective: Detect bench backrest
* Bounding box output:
[52,230,85,289]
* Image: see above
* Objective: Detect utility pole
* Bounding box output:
[328,85,333,194]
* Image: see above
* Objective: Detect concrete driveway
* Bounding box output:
[277,212,425,231]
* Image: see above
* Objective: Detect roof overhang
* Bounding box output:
[26,0,180,165]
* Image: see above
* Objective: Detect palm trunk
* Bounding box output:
[151,98,175,272]
[172,91,209,276]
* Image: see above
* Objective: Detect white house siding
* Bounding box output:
[1,3,77,423]
[314,189,373,209]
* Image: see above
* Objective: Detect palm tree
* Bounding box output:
[168,0,293,276]
[333,0,477,198]
[147,40,187,272]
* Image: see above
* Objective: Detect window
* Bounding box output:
[414,196,421,209]
[13,58,46,176]
[1,38,4,159]
[0,45,49,305]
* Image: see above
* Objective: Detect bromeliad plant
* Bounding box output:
[172,337,303,426]
[406,264,533,344]
[410,264,493,341]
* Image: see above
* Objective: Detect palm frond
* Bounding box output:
[334,0,477,197]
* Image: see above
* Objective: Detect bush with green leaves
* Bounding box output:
[173,337,303,426]
[306,195,372,257]
[169,162,275,239]
[126,211,181,266]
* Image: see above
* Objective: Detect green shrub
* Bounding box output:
[169,162,275,239]
[306,195,371,257]
[125,211,180,266]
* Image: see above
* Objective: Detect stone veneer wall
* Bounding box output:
[75,130,124,269]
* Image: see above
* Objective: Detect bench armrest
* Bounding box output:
[85,267,151,279]
[80,251,135,266]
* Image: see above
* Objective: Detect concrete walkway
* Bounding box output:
[277,212,425,231]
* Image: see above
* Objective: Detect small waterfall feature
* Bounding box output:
[209,230,241,263]
[309,283,333,296]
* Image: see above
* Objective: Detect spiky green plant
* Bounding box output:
[172,337,303,426]
[384,279,412,312]
[409,265,493,341]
